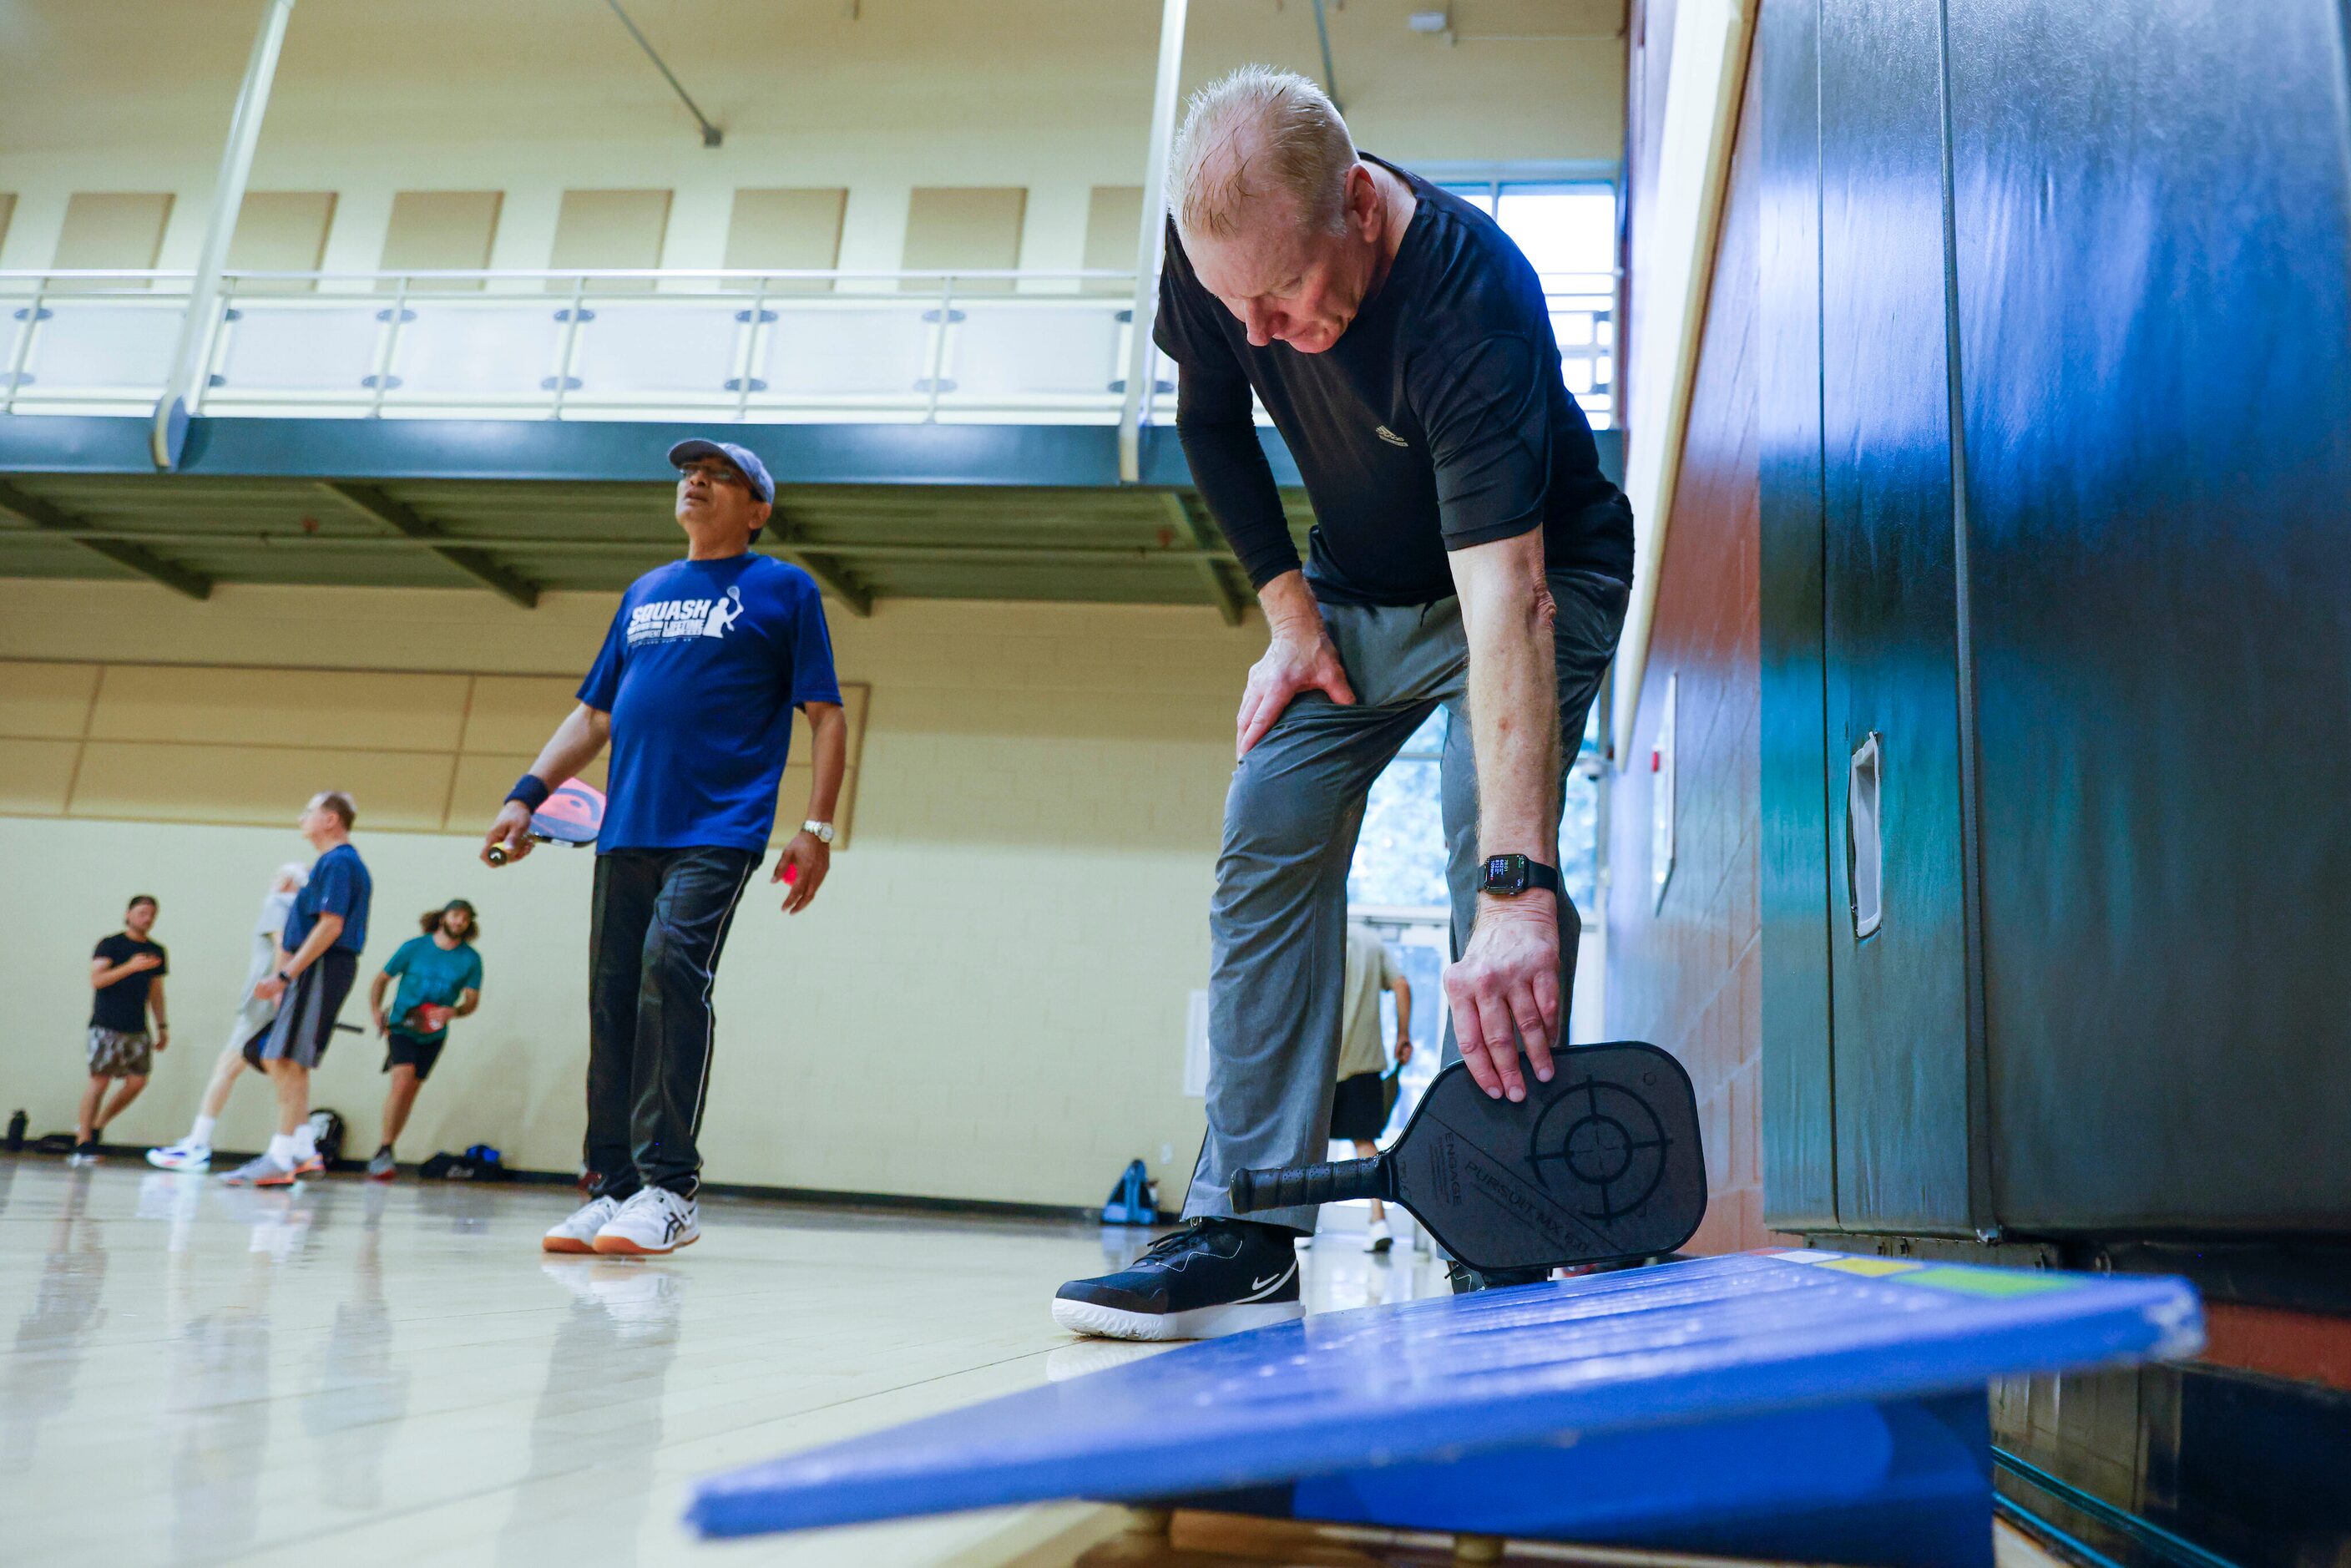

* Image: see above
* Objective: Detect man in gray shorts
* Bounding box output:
[221,792,373,1188]
[1053,66,1631,1340]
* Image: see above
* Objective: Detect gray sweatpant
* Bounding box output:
[1182,568,1631,1232]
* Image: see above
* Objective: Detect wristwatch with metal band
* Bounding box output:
[801,820,836,845]
[1478,853,1561,898]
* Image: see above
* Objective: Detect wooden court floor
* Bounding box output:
[0,1156,1467,1565]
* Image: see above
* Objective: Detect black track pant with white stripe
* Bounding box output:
[585,846,758,1200]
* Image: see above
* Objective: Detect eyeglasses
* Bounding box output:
[677,463,749,488]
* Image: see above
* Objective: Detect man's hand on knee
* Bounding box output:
[1443,899,1562,1102]
[1237,631,1354,756]
[1236,571,1356,756]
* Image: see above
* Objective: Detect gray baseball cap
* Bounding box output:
[667,438,775,504]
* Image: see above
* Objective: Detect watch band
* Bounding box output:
[1479,853,1562,897]
[801,819,835,844]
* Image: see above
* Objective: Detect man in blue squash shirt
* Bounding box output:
[484,438,847,1258]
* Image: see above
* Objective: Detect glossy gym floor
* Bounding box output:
[0,1157,1471,1566]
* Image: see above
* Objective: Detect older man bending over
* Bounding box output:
[1053,67,1634,1340]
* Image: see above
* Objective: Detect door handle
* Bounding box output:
[1848,732,1883,939]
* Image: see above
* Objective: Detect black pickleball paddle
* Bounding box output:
[1230,1042,1707,1273]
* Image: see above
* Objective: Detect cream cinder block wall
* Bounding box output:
[0,0,1626,278]
[0,577,1256,1210]
[0,659,868,841]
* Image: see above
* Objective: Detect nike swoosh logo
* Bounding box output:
[1239,1262,1298,1302]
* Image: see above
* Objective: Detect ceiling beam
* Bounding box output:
[0,528,1244,569]
[0,480,212,599]
[319,482,539,608]
[787,539,1236,567]
[1161,492,1246,626]
[768,502,874,618]
[777,547,875,618]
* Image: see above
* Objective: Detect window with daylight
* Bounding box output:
[1346,704,1604,919]
[1442,180,1619,429]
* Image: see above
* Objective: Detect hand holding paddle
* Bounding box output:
[1446,902,1561,1102]
[483,780,607,867]
[483,800,538,867]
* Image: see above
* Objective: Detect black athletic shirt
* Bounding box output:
[90,933,167,1033]
[1155,156,1634,606]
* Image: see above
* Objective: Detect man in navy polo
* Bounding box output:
[486,438,847,1257]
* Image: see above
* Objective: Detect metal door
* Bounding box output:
[1818,0,1980,1234]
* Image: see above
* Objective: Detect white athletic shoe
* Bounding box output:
[592,1187,700,1257]
[148,1141,213,1172]
[543,1195,624,1255]
[1365,1218,1393,1254]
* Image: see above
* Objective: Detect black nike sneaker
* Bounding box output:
[1053,1218,1305,1341]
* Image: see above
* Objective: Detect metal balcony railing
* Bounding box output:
[0,267,1616,431]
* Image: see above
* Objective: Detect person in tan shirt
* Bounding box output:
[1333,923,1413,1252]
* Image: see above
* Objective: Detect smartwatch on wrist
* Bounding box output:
[1478,853,1562,898]
[276,969,293,985]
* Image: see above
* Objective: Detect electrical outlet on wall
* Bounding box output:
[1160,1143,1174,1166]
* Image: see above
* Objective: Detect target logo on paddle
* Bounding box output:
[1529,1072,1676,1223]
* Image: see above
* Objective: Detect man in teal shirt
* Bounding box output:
[364,899,485,1180]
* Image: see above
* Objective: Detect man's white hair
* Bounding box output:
[1167,64,1358,244]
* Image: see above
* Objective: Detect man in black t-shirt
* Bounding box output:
[1054,66,1632,1339]
[78,894,172,1164]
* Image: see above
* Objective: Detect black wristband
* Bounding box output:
[507,774,552,811]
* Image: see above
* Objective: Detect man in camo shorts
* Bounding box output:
[78,893,171,1164]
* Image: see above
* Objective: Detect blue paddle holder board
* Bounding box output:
[688,1251,2203,1565]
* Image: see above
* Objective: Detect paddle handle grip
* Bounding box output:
[486,828,554,867]
[1230,1156,1390,1213]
